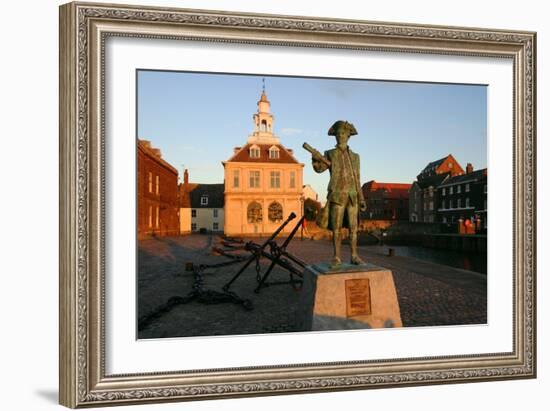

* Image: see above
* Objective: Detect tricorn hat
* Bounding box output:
[328,120,357,136]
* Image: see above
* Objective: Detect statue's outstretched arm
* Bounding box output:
[312,156,329,173]
[303,142,330,173]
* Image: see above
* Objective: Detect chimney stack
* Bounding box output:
[184,169,189,186]
[466,163,473,174]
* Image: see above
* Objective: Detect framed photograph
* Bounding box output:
[59,1,536,408]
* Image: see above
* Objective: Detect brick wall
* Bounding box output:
[137,141,179,239]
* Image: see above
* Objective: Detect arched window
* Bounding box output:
[261,120,267,132]
[247,202,263,223]
[268,202,283,222]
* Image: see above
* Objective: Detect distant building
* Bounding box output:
[437,164,487,232]
[302,184,319,202]
[361,181,411,220]
[137,139,179,238]
[409,174,449,223]
[222,88,304,236]
[409,154,464,223]
[190,184,225,233]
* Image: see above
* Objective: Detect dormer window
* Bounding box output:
[201,195,208,206]
[269,146,280,159]
[249,145,260,158]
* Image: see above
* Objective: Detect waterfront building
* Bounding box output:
[409,174,449,223]
[137,139,180,238]
[436,163,487,233]
[222,88,304,236]
[361,180,411,220]
[409,154,464,223]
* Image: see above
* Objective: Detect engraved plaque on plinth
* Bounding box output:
[345,278,372,317]
[297,263,402,331]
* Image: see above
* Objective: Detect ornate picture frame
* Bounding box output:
[59,1,536,408]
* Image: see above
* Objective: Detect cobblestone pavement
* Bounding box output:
[137,234,486,339]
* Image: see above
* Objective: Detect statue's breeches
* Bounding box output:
[329,194,359,231]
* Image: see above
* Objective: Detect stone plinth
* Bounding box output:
[297,263,402,331]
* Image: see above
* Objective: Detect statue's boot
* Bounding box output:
[350,255,366,265]
[330,256,342,269]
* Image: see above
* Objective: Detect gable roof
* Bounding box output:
[417,154,463,181]
[138,139,178,175]
[226,143,300,164]
[438,168,487,187]
[416,172,450,189]
[422,156,448,173]
[189,184,225,208]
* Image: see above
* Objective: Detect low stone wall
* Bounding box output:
[303,220,443,243]
[358,219,396,232]
[303,220,486,253]
[418,233,487,253]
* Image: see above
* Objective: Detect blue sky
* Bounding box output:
[137,70,487,200]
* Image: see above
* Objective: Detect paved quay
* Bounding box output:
[137,234,486,339]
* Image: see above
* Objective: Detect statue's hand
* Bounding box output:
[360,200,367,212]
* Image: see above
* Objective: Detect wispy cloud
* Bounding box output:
[280,127,303,136]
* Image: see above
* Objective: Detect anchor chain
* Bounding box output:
[138,261,252,332]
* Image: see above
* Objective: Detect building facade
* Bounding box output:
[137,139,179,238]
[223,89,304,236]
[436,164,487,232]
[190,184,225,233]
[409,154,464,223]
[409,174,449,223]
[361,180,411,220]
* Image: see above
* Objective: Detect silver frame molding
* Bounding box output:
[59,2,536,408]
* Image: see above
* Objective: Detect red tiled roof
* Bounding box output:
[226,143,299,164]
[363,180,411,199]
[365,181,412,191]
[417,153,464,180]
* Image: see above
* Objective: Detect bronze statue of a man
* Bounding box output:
[309,120,367,268]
